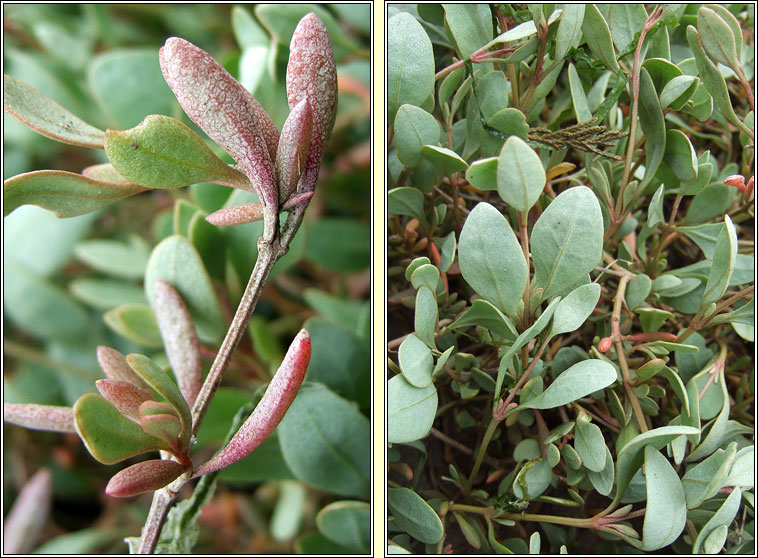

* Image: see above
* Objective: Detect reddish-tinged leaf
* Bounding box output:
[139,400,179,418]
[276,98,313,200]
[3,403,75,433]
[287,13,338,147]
[159,37,279,208]
[96,379,154,422]
[3,170,147,218]
[140,413,182,448]
[205,192,313,227]
[97,346,152,393]
[193,329,311,476]
[286,14,337,195]
[105,459,187,498]
[153,279,203,408]
[3,469,52,553]
[4,74,105,149]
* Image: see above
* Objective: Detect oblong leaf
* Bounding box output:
[105,459,187,498]
[104,304,163,348]
[286,13,338,196]
[4,74,105,148]
[160,37,278,205]
[315,501,370,553]
[3,403,75,433]
[104,115,247,189]
[458,202,527,317]
[641,446,687,550]
[394,104,441,168]
[388,13,434,121]
[615,425,700,504]
[388,374,437,444]
[531,186,603,300]
[387,487,443,544]
[549,283,601,338]
[144,235,225,343]
[278,383,370,498]
[153,279,203,408]
[692,487,742,553]
[398,333,433,388]
[194,330,311,477]
[701,216,737,307]
[697,8,740,70]
[497,136,546,214]
[276,98,312,200]
[73,393,168,464]
[97,346,153,392]
[519,359,616,410]
[574,417,607,472]
[4,170,146,218]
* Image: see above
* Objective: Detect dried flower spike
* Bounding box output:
[193,329,311,476]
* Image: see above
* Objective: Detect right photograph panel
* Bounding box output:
[387,4,755,554]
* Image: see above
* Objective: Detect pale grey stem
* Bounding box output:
[137,487,175,553]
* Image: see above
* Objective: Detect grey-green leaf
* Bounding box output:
[548,283,601,338]
[144,235,226,343]
[641,446,687,550]
[388,375,437,444]
[458,203,527,317]
[701,216,737,308]
[388,487,443,544]
[531,187,603,301]
[394,105,441,167]
[414,287,438,350]
[4,74,105,148]
[496,136,546,214]
[519,360,616,410]
[398,334,434,388]
[4,170,146,218]
[574,417,607,472]
[388,13,435,122]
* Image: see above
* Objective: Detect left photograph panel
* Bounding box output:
[3,3,371,554]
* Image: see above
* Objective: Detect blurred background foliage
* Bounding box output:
[3,3,371,554]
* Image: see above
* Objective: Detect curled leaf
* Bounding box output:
[104,115,248,189]
[105,459,187,498]
[193,329,311,476]
[286,13,338,194]
[4,74,105,149]
[4,170,147,218]
[96,379,154,422]
[3,403,75,433]
[276,98,313,200]
[153,279,203,408]
[140,413,183,449]
[159,37,279,208]
[126,354,191,450]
